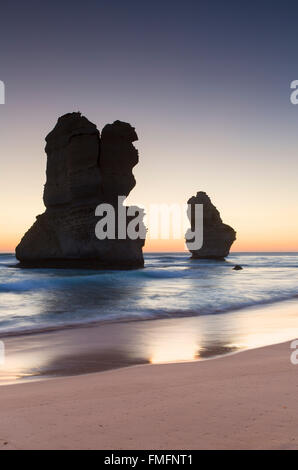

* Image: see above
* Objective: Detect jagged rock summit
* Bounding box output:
[16,112,145,269]
[186,191,236,259]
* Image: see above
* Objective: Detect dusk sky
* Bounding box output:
[1,0,298,251]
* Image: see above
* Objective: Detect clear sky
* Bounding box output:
[0,0,298,252]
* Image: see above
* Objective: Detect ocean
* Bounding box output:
[0,252,297,336]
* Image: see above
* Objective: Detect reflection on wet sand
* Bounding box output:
[1,299,298,385]
[149,332,198,364]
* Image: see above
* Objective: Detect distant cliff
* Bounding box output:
[16,113,145,268]
[186,191,236,259]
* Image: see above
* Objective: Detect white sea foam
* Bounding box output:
[0,253,297,335]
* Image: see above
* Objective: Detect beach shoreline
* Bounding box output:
[1,298,298,386]
[0,340,297,450]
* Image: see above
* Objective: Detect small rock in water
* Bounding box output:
[233,265,243,271]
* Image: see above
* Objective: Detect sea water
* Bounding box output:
[0,252,297,336]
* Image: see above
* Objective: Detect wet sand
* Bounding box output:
[1,299,298,385]
[0,340,297,450]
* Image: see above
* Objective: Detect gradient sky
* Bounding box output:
[0,0,298,252]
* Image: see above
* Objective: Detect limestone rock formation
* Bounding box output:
[16,113,145,268]
[186,191,236,259]
[100,120,138,203]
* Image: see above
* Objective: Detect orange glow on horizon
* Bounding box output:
[1,235,298,254]
[143,237,298,253]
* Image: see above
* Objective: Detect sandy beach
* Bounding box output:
[0,339,297,450]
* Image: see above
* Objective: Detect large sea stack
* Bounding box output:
[16,113,145,268]
[186,191,236,259]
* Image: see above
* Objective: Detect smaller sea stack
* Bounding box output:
[186,191,236,259]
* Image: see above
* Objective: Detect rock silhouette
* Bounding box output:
[233,265,243,271]
[16,113,145,268]
[186,191,236,259]
[100,120,138,203]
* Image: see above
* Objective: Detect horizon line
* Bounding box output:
[1,250,298,255]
